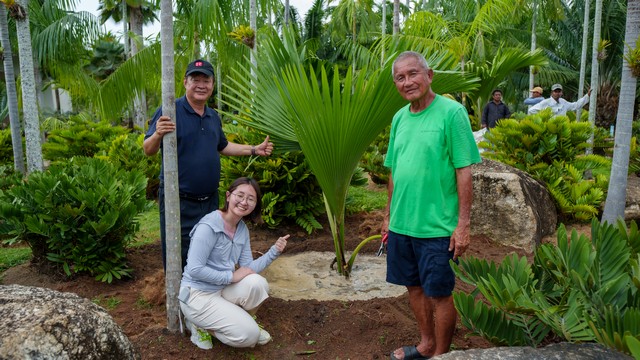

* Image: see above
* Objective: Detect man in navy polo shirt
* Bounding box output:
[143,59,273,270]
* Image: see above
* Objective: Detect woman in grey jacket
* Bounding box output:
[179,177,289,350]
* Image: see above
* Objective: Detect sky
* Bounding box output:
[74,0,313,38]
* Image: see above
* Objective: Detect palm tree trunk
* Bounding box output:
[352,4,356,76]
[577,0,591,121]
[15,0,43,174]
[393,0,399,35]
[529,0,538,90]
[160,0,181,334]
[284,0,290,26]
[130,5,147,131]
[0,5,25,175]
[250,0,257,74]
[122,0,129,57]
[601,0,639,223]
[586,0,603,154]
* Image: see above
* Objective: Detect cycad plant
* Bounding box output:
[479,110,611,221]
[452,219,640,355]
[222,29,478,276]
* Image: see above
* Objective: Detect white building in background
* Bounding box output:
[38,86,73,114]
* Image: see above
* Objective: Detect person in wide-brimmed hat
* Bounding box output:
[524,86,545,106]
[528,83,591,116]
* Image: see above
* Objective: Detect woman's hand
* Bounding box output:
[275,234,289,253]
[231,266,255,283]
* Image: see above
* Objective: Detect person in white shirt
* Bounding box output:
[528,84,591,116]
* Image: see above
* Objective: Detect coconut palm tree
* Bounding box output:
[528,0,566,89]
[328,0,379,74]
[11,0,42,173]
[99,0,158,129]
[386,7,548,121]
[222,30,479,276]
[601,0,639,224]
[158,0,181,333]
[0,4,25,174]
[576,0,590,121]
[393,0,399,34]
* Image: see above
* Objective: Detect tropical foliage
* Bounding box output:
[96,132,161,199]
[0,157,148,283]
[453,219,640,355]
[42,115,130,164]
[479,110,611,221]
[219,123,325,233]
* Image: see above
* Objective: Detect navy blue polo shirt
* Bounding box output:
[145,96,228,196]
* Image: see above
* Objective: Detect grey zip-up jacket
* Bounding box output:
[180,210,281,293]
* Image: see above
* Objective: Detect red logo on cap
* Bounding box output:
[195,61,203,67]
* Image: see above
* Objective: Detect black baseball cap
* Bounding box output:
[185,59,214,78]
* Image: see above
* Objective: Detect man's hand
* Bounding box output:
[380,215,389,236]
[255,136,274,156]
[155,116,176,137]
[449,223,470,260]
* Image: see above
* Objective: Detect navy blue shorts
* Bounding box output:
[386,231,456,297]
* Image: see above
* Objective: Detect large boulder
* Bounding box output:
[0,284,139,360]
[471,159,557,252]
[624,175,640,221]
[433,342,631,359]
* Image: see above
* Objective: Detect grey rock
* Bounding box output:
[0,284,140,360]
[471,159,557,252]
[624,175,640,221]
[433,342,631,359]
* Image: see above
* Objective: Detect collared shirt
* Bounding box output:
[527,95,590,116]
[482,101,511,128]
[145,96,229,196]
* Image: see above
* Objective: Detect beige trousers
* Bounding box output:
[180,274,269,348]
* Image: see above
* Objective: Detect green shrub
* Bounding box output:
[42,116,129,164]
[0,157,148,283]
[360,125,390,185]
[220,123,325,233]
[453,219,640,355]
[479,110,611,221]
[0,165,23,242]
[0,165,22,191]
[96,133,161,199]
[0,129,12,166]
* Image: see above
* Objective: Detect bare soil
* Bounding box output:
[2,210,561,360]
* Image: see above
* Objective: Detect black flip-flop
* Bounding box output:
[389,345,430,360]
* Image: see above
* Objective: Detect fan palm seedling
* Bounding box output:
[222,29,478,276]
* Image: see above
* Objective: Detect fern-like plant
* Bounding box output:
[95,133,161,199]
[220,123,325,234]
[42,115,129,165]
[0,157,148,283]
[453,219,640,355]
[479,110,611,221]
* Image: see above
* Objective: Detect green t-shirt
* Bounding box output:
[384,95,481,238]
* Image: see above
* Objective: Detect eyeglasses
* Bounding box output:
[552,89,563,92]
[231,192,257,206]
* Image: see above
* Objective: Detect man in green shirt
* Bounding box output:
[383,51,481,360]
